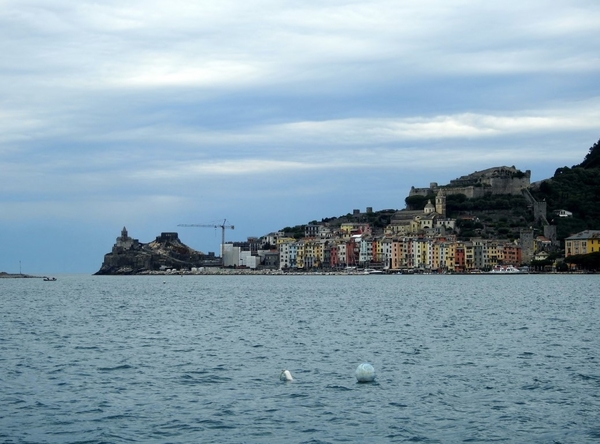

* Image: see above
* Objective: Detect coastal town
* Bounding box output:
[95,166,600,275]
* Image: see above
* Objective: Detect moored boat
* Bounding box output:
[489,265,521,274]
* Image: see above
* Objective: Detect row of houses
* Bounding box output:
[219,226,599,272]
[276,234,525,272]
[218,194,598,272]
[222,219,544,272]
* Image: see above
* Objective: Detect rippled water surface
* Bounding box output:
[1,274,599,443]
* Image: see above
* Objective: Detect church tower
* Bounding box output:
[116,226,135,249]
[435,190,446,218]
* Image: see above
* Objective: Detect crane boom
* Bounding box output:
[178,219,234,261]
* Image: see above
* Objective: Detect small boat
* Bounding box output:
[489,265,521,274]
[43,277,57,281]
[364,268,384,274]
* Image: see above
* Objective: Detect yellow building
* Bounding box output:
[295,239,325,269]
[370,238,381,263]
[464,242,475,270]
[565,230,600,257]
[487,241,501,268]
[296,240,306,269]
[277,237,297,246]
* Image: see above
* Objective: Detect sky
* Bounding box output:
[1,0,599,274]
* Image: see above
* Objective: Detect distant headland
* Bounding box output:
[0,272,41,279]
[95,228,220,275]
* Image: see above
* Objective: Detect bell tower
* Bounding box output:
[435,190,446,218]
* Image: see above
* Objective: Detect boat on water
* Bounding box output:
[43,277,57,281]
[489,265,521,274]
[363,268,384,274]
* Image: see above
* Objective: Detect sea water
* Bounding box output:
[1,274,599,443]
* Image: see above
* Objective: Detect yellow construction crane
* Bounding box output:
[178,219,235,258]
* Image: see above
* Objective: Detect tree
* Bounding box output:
[564,252,600,271]
[405,194,435,210]
[578,138,600,169]
[531,142,600,235]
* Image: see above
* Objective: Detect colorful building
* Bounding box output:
[565,230,600,257]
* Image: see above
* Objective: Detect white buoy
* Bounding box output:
[280,369,293,381]
[355,363,376,382]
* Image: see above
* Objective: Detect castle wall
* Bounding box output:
[486,176,530,195]
[410,185,483,199]
[445,186,483,199]
[409,187,433,197]
[409,170,530,199]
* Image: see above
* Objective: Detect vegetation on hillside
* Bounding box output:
[405,194,436,210]
[446,193,529,214]
[281,225,306,239]
[531,138,600,239]
[579,138,600,169]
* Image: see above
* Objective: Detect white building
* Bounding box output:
[222,243,240,267]
[555,209,573,218]
[359,238,373,264]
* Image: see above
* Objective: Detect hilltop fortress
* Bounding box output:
[409,166,531,199]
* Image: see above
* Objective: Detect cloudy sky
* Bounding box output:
[1,0,599,274]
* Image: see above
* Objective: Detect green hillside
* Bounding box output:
[531,138,600,240]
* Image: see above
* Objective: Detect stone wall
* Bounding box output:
[486,175,531,195]
[409,167,531,199]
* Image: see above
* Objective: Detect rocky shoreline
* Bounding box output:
[95,229,220,275]
[0,272,41,279]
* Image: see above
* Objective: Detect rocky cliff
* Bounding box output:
[94,228,220,275]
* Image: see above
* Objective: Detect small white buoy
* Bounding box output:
[355,363,376,383]
[280,369,293,381]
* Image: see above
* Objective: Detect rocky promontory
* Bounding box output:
[0,272,40,278]
[95,227,220,275]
